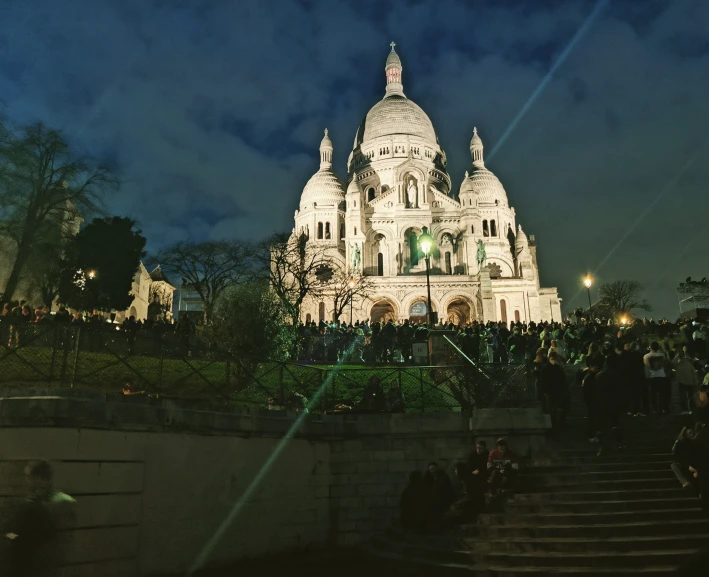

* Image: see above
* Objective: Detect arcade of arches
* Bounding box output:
[368,296,476,325]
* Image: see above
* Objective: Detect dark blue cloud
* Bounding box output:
[0,0,707,317]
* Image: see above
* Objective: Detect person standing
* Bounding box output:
[644,341,670,415]
[541,351,569,430]
[674,351,700,415]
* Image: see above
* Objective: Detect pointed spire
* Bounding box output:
[384,41,404,97]
[470,126,484,168]
[319,128,333,170]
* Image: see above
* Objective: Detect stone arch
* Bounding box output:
[401,293,438,321]
[441,294,477,324]
[487,256,515,278]
[402,225,425,271]
[129,306,137,319]
[369,297,399,324]
[365,228,392,276]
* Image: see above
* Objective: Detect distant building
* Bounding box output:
[172,286,204,323]
[114,263,175,323]
[291,43,561,325]
[677,278,709,321]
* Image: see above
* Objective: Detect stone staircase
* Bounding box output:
[363,383,708,575]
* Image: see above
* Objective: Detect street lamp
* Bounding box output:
[87,270,96,280]
[583,275,593,318]
[418,227,434,328]
[620,316,628,326]
[348,278,356,325]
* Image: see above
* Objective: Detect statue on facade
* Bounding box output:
[406,177,417,208]
[350,243,361,269]
[476,239,487,270]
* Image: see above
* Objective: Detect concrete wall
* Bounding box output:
[0,392,550,576]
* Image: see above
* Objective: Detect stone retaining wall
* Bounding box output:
[0,388,550,575]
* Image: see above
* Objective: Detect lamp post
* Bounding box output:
[583,275,593,319]
[348,279,356,325]
[418,227,434,327]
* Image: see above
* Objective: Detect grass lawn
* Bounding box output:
[0,346,469,411]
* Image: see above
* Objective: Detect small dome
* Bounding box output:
[467,167,509,206]
[470,126,482,149]
[386,46,402,70]
[458,171,476,196]
[515,224,528,251]
[301,171,345,206]
[347,178,360,194]
[321,128,333,150]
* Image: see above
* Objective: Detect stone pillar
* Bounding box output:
[479,267,495,322]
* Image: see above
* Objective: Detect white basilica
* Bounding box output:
[293,43,561,325]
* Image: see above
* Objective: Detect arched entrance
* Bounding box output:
[446,298,471,325]
[408,298,435,324]
[370,300,397,324]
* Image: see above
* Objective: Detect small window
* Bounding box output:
[491,220,497,237]
[340,223,345,239]
[514,310,521,323]
[483,220,489,237]
[318,302,325,322]
[367,188,375,202]
[317,222,324,239]
[325,222,331,239]
[354,227,357,236]
[377,252,384,276]
[470,225,474,234]
[500,299,508,324]
[306,313,312,324]
[445,252,452,275]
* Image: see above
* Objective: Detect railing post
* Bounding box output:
[69,326,81,388]
[48,325,57,386]
[420,368,425,412]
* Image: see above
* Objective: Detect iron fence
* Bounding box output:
[0,321,536,413]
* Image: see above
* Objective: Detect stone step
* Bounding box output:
[521,476,678,493]
[506,496,699,514]
[533,453,673,466]
[479,507,705,527]
[484,563,677,576]
[514,486,688,503]
[483,548,696,569]
[474,533,709,555]
[365,535,474,568]
[529,460,674,473]
[478,518,709,540]
[522,469,674,485]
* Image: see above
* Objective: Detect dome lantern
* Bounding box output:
[320,128,333,170]
[385,41,404,97]
[470,127,484,168]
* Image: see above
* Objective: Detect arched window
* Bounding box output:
[490,220,497,237]
[367,188,375,202]
[317,222,324,239]
[354,227,357,236]
[325,222,331,239]
[483,220,489,237]
[409,231,419,267]
[377,252,384,276]
[500,299,508,324]
[470,224,475,234]
[445,252,452,275]
[340,223,345,239]
[306,313,312,324]
[318,302,325,322]
[514,310,521,323]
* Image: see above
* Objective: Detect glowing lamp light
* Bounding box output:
[348,279,356,289]
[87,270,96,280]
[418,228,434,256]
[583,276,592,289]
[621,316,628,325]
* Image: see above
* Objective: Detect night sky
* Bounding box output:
[1,0,707,318]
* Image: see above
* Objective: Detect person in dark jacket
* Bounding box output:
[541,351,569,430]
[399,471,428,533]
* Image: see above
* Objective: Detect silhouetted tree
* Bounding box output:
[596,280,652,319]
[0,122,118,300]
[59,217,146,312]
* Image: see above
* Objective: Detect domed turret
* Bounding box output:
[300,129,345,208]
[464,128,508,207]
[385,41,404,97]
[515,224,528,254]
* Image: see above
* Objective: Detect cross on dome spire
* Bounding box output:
[384,42,404,97]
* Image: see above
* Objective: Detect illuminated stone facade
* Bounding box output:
[293,43,561,325]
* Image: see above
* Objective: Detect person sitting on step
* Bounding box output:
[487,438,520,494]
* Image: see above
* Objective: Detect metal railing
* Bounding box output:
[0,322,535,413]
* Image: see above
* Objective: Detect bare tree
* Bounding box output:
[596,280,652,318]
[149,281,174,318]
[327,265,376,323]
[254,232,333,324]
[153,240,252,323]
[27,239,66,310]
[0,122,118,300]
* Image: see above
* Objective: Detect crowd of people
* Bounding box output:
[399,438,520,532]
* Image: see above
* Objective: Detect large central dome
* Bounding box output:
[359,95,437,143]
[353,43,439,149]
